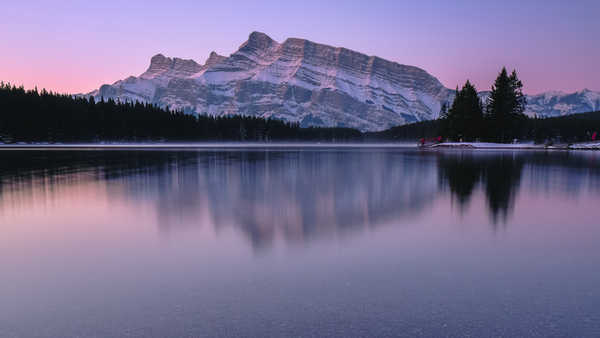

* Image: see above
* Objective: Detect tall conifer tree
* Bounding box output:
[442,80,483,141]
[486,67,527,142]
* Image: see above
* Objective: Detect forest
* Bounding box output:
[0,83,361,143]
[366,111,600,144]
[0,78,598,144]
[369,68,600,144]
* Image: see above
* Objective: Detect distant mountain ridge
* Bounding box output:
[87,32,599,131]
[476,89,600,118]
[523,89,600,117]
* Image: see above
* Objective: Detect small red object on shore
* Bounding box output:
[593,132,597,141]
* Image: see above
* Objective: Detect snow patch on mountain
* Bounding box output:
[88,32,451,131]
[524,89,600,117]
[86,32,599,131]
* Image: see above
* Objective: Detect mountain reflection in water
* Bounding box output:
[1,148,599,249]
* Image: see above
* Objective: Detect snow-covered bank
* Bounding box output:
[0,142,416,150]
[1,141,598,151]
[430,141,600,150]
[430,142,541,149]
[570,141,600,150]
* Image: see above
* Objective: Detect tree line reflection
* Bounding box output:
[1,149,599,249]
[438,152,525,224]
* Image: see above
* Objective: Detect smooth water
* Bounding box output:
[1,147,599,337]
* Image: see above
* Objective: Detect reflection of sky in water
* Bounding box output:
[1,149,600,337]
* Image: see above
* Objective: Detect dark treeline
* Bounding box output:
[526,111,600,143]
[0,83,361,143]
[364,120,441,141]
[439,67,528,142]
[370,67,600,144]
[370,68,529,143]
[1,79,599,144]
[369,110,600,143]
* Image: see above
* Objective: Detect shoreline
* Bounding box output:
[428,141,600,151]
[0,141,598,151]
[0,143,414,150]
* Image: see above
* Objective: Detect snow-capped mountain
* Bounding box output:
[88,32,599,131]
[524,89,600,117]
[89,32,450,131]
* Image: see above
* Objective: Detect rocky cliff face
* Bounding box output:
[89,32,599,131]
[91,32,450,131]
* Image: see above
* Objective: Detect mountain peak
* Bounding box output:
[242,31,277,51]
[89,32,598,131]
[249,31,273,41]
[148,53,170,68]
[141,54,172,78]
[151,53,168,61]
[205,51,226,67]
[142,54,202,79]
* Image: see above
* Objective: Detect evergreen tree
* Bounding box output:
[441,80,483,141]
[439,102,449,119]
[0,83,363,143]
[486,67,527,142]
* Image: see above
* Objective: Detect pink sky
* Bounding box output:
[1,1,598,95]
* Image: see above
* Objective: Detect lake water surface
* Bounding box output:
[1,147,599,337]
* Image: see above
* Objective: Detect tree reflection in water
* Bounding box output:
[438,151,525,224]
[1,148,599,248]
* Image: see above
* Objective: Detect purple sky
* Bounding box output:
[2,0,598,94]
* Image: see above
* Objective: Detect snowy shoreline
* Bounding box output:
[0,141,599,150]
[430,141,600,150]
[0,142,415,150]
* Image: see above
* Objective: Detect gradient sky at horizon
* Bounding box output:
[1,0,598,94]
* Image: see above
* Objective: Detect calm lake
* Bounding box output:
[1,147,599,337]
